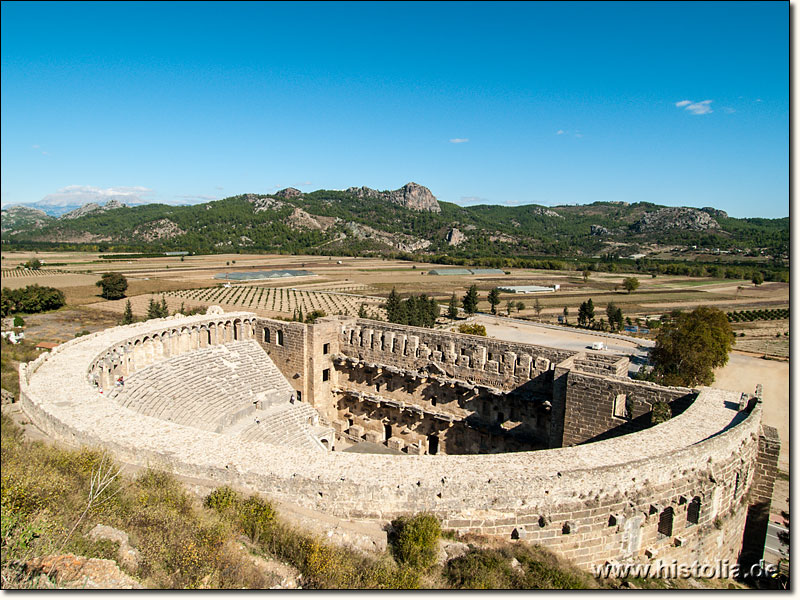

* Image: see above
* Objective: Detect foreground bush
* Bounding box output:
[389,513,441,570]
[446,545,596,589]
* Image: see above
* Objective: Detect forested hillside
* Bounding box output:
[1,184,789,261]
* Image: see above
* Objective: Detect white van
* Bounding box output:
[591,341,606,351]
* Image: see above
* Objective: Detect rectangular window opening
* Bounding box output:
[613,393,628,419]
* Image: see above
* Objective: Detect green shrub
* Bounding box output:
[446,547,513,588]
[13,316,24,327]
[203,486,241,514]
[446,544,595,589]
[238,496,276,543]
[389,513,441,570]
[458,323,487,336]
[651,401,672,425]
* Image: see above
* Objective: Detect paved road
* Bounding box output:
[764,521,789,564]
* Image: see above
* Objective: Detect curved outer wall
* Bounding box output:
[18,312,777,570]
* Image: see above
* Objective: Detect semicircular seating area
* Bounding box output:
[235,401,329,452]
[111,339,295,432]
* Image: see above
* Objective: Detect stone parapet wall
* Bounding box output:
[339,318,576,392]
[18,313,775,571]
[561,370,696,446]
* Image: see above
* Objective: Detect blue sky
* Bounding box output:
[1,1,789,218]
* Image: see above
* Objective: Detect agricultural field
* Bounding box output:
[0,267,100,290]
[730,320,790,358]
[1,251,789,328]
[94,285,389,320]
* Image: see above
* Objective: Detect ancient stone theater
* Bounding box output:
[19,308,779,570]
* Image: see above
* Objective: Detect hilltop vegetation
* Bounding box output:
[1,185,788,264]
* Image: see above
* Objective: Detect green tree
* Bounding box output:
[122,299,134,325]
[304,309,326,324]
[23,258,42,270]
[96,272,128,300]
[506,300,514,315]
[487,288,501,315]
[752,272,764,286]
[1,284,65,315]
[159,296,169,318]
[578,301,589,326]
[578,299,595,326]
[605,302,618,330]
[533,298,542,319]
[146,298,160,320]
[623,277,640,294]
[649,306,734,387]
[462,285,479,316]
[582,270,591,283]
[358,303,368,318]
[562,306,569,324]
[516,301,525,313]
[447,293,459,320]
[385,288,402,323]
[427,296,440,326]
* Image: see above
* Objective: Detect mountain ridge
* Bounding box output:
[1,183,788,259]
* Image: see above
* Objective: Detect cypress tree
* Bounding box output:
[146,298,160,320]
[585,298,595,324]
[429,296,440,326]
[447,293,458,320]
[385,288,402,323]
[488,288,501,315]
[462,285,479,316]
[122,299,134,325]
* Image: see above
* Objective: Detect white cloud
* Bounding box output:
[675,99,713,115]
[574,132,584,138]
[38,185,154,207]
[449,138,469,144]
[722,107,736,114]
[556,130,565,135]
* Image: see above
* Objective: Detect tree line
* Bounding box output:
[1,285,65,317]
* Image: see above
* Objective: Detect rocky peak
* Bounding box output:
[700,207,729,220]
[275,187,303,199]
[61,199,127,220]
[0,205,54,233]
[345,182,441,212]
[633,207,720,233]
